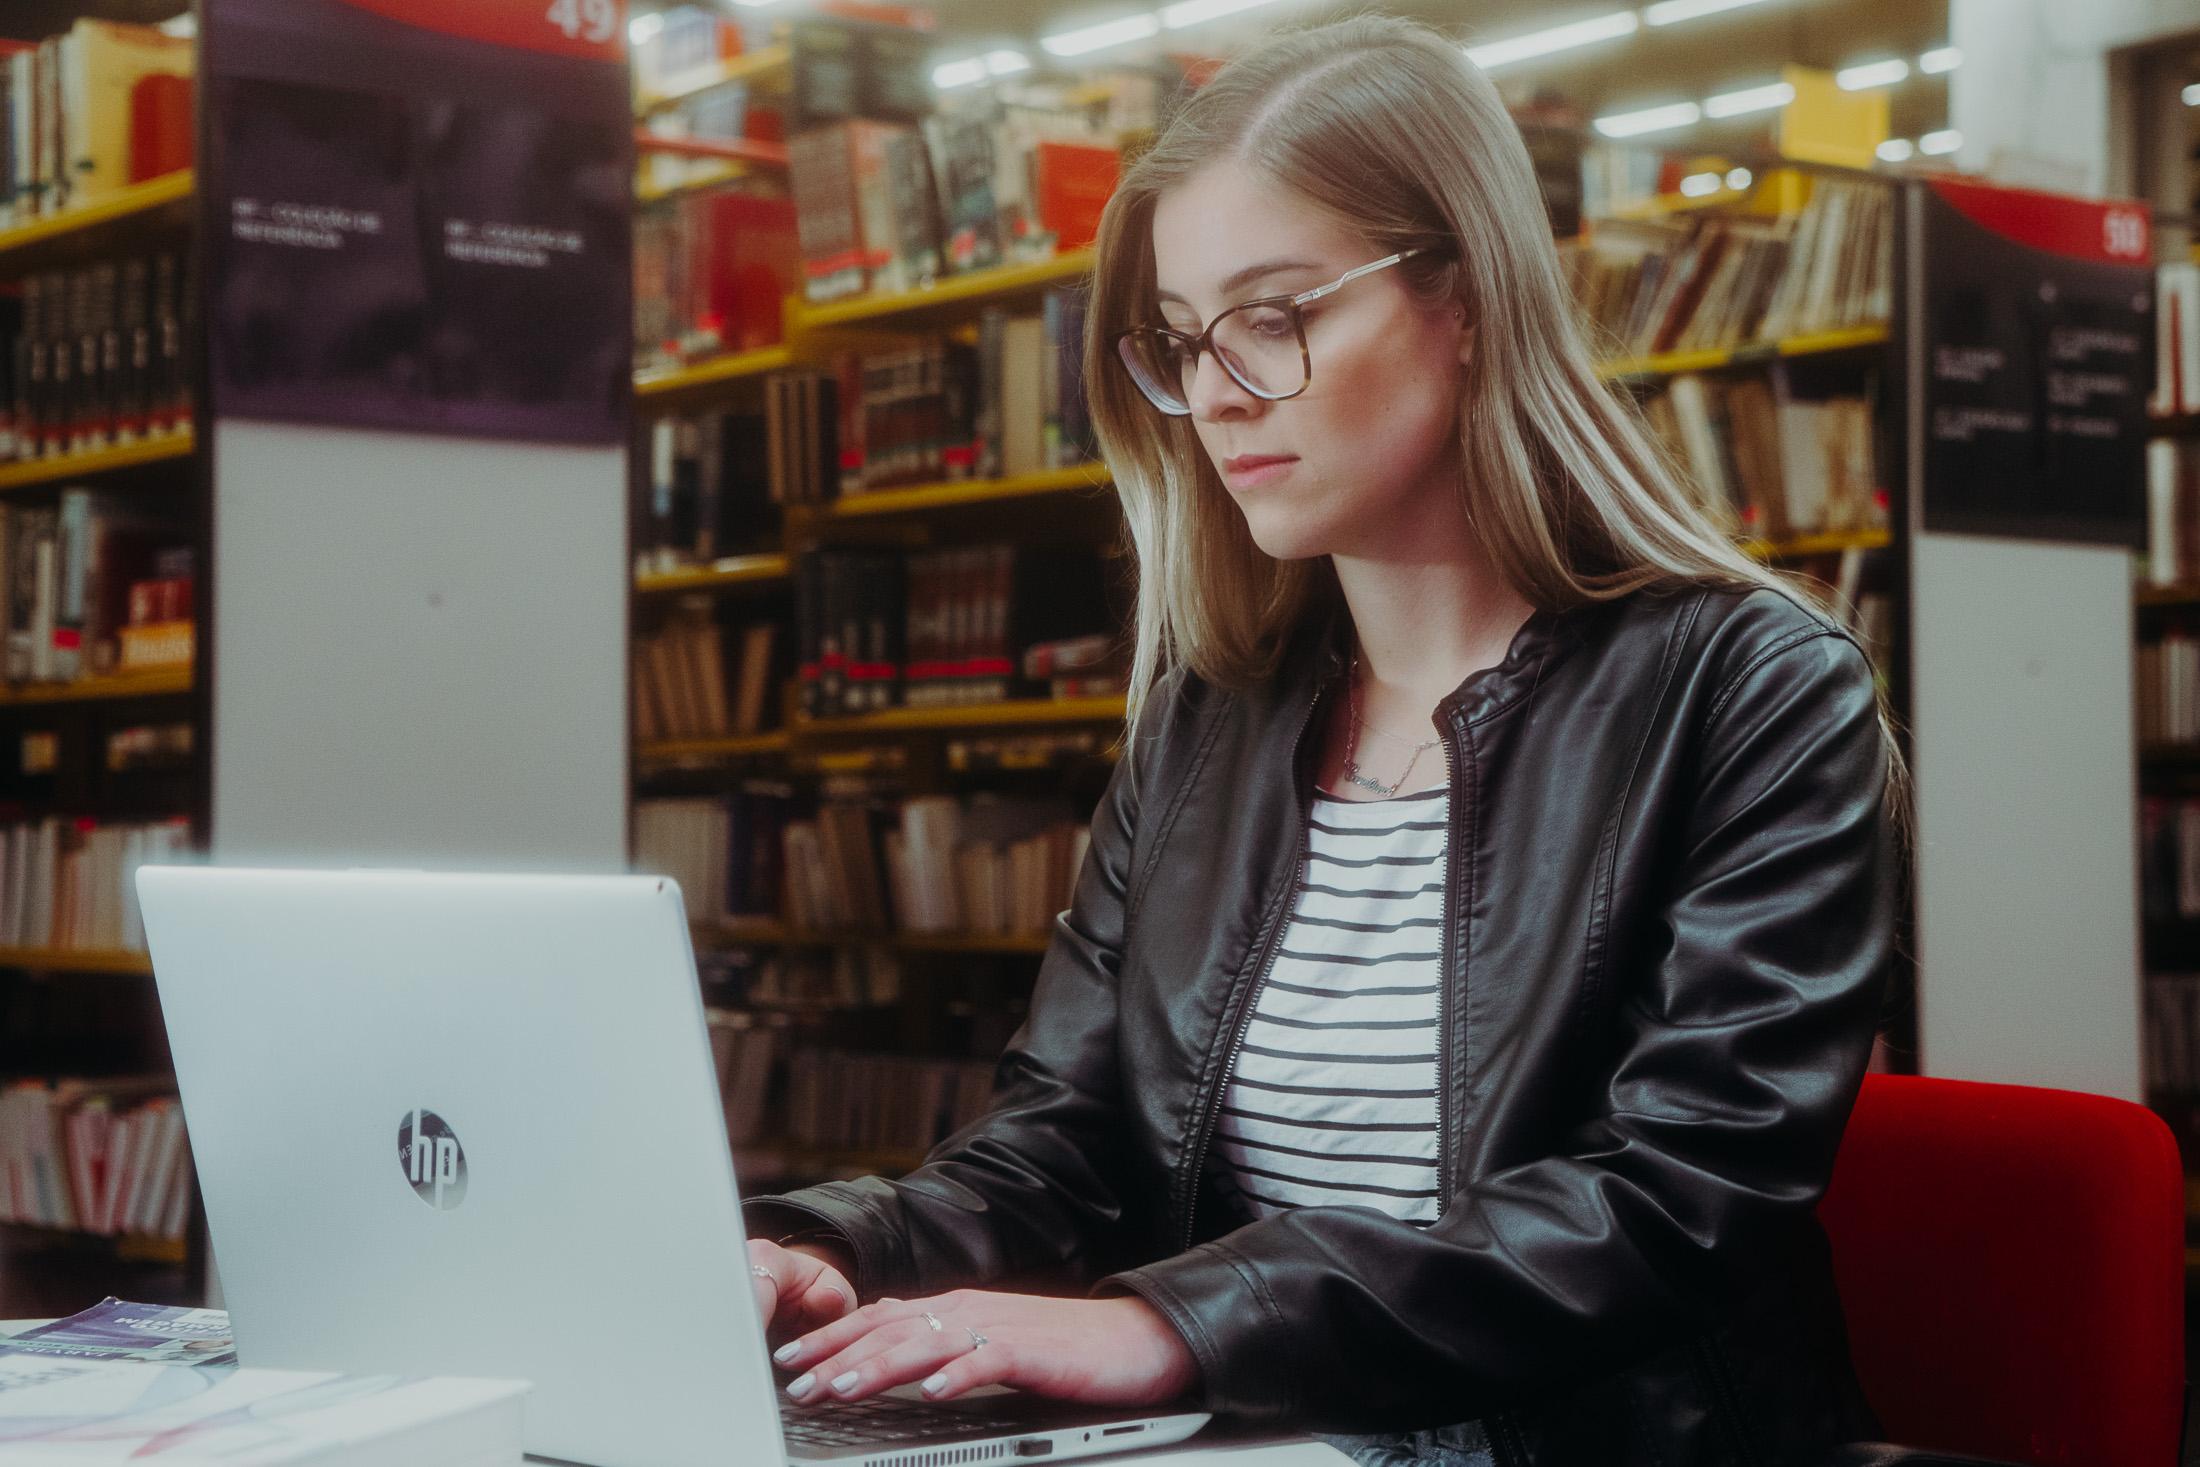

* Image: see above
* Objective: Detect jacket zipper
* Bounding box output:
[1178,682,1325,1250]
[1435,713,1462,1206]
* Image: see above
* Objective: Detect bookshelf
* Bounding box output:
[0,24,209,1309]
[628,81,1914,1187]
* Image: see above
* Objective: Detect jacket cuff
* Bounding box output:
[1090,1241,1293,1420]
[742,1188,904,1301]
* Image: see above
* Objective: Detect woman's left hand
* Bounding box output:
[771,1290,1201,1407]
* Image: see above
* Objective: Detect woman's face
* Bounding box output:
[1147,158,1473,563]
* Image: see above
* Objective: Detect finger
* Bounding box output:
[788,1265,854,1335]
[773,1295,929,1376]
[745,1244,781,1331]
[917,1333,1012,1402]
[791,1317,971,1404]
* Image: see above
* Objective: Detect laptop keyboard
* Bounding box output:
[780,1394,1043,1450]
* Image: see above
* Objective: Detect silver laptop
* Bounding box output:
[134,864,1212,1467]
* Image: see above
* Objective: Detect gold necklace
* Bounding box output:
[1340,655,1441,798]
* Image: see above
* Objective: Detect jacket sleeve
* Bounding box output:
[1089,629,1894,1427]
[742,687,1177,1302]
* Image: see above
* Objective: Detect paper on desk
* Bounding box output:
[0,1298,237,1367]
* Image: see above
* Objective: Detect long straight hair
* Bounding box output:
[1083,12,1912,851]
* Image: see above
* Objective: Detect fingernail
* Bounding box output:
[921,1374,948,1396]
[830,1371,860,1395]
[786,1373,815,1399]
[773,1342,800,1364]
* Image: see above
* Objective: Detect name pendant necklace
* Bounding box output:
[1340,654,1443,799]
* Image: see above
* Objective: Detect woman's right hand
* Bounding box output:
[749,1237,858,1344]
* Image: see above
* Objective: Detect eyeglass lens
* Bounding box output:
[1117,301,1306,412]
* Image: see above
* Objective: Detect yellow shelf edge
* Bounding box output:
[637,731,792,761]
[637,553,791,594]
[635,345,797,398]
[635,45,790,114]
[828,463,1111,518]
[795,694,1127,735]
[0,171,194,263]
[0,431,196,492]
[0,946,155,975]
[1741,527,1891,561]
[790,249,1097,334]
[0,667,192,706]
[1597,322,1889,380]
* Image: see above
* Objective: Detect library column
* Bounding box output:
[197,0,631,874]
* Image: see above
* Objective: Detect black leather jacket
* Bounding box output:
[745,582,1895,1467]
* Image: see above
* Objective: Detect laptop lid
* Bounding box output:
[135,864,786,1467]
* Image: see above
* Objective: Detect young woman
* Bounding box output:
[740,15,1905,1466]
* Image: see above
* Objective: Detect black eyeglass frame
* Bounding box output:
[1111,247,1432,416]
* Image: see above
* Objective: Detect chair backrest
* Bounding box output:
[1816,1073,2186,1467]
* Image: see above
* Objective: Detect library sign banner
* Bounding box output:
[200,0,631,445]
[1921,175,2152,547]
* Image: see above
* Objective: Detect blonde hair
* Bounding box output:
[1085,11,1913,857]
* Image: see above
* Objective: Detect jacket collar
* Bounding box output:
[1303,590,1586,731]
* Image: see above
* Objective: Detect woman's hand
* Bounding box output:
[748,1237,857,1342]
[770,1290,1200,1408]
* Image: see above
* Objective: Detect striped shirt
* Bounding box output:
[1216,784,1447,1228]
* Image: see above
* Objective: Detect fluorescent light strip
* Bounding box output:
[1465,11,1637,71]
[1918,46,1961,74]
[1162,0,1278,28]
[1042,12,1161,56]
[1725,167,1752,189]
[1702,80,1793,118]
[1679,171,1724,197]
[933,58,989,88]
[1876,138,1915,162]
[1836,58,1909,91]
[985,50,1031,75]
[1592,100,1702,138]
[1918,129,1961,155]
[1644,0,1777,25]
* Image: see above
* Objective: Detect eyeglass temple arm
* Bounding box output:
[1290,247,1426,306]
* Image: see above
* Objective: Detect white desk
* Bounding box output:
[3,1318,1344,1465]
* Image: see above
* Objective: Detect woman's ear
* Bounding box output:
[1455,317,1476,369]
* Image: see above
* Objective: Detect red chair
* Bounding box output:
[1814,1073,2188,1467]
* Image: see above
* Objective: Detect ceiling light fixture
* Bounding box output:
[1161,0,1278,28]
[1464,11,1638,71]
[1918,129,1961,155]
[1041,12,1162,56]
[1702,80,1794,118]
[1643,0,1778,25]
[1836,58,1910,91]
[1592,100,1703,138]
[1918,46,1961,74]
[1876,138,1915,162]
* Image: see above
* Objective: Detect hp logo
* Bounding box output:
[397,1109,469,1209]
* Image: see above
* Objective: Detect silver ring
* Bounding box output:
[965,1327,988,1351]
[920,1310,944,1333]
[751,1264,776,1283]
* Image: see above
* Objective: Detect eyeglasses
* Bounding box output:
[1112,248,1429,416]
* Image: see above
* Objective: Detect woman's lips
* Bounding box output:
[1223,454,1298,488]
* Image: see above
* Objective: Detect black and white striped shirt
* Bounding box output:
[1217,784,1447,1227]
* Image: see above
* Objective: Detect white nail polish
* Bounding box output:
[773,1342,799,1364]
[921,1374,948,1395]
[831,1372,860,1394]
[787,1373,815,1398]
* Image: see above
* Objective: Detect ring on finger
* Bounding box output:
[965,1326,988,1352]
[751,1264,776,1284]
[920,1310,945,1333]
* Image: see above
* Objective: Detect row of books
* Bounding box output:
[1,490,196,685]
[2140,795,2200,927]
[0,814,190,953]
[2145,438,2200,586]
[634,603,783,744]
[2137,632,2200,746]
[1,19,192,230]
[0,1078,191,1240]
[637,786,792,925]
[784,1046,996,1156]
[2145,973,2200,1097]
[1,252,195,463]
[721,945,906,1011]
[796,544,1113,716]
[640,787,1091,938]
[2153,263,2200,419]
[1644,369,1885,542]
[1568,174,1891,359]
[13,719,193,785]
